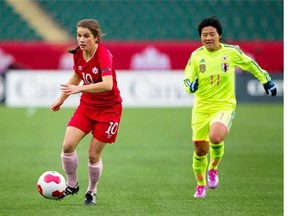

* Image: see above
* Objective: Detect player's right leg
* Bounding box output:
[191,111,210,198]
[58,182,80,200]
[193,140,209,198]
[58,126,87,200]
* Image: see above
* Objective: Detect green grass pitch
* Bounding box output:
[0,103,283,216]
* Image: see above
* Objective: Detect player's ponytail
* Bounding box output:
[67,45,80,54]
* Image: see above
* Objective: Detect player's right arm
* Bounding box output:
[50,72,81,112]
[183,53,198,94]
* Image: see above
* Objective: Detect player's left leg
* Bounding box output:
[208,110,236,189]
[207,141,224,189]
[85,103,122,204]
[85,103,122,205]
[85,137,106,205]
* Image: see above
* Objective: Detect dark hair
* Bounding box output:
[68,19,105,54]
[77,19,105,40]
[197,16,222,36]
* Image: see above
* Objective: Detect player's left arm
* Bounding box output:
[61,74,112,95]
[80,75,113,93]
[61,48,114,95]
[233,47,277,96]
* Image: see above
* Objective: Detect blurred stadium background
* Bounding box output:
[0,0,283,41]
[0,0,283,106]
[0,1,283,215]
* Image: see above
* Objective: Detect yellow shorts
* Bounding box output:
[192,110,236,141]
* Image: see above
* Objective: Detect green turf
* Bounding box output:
[0,103,283,216]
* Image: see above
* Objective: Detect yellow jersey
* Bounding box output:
[183,43,271,111]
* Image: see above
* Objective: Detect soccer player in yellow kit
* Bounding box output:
[183,17,277,198]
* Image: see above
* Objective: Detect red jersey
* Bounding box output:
[73,43,122,107]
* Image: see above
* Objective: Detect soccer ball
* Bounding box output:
[37,171,66,199]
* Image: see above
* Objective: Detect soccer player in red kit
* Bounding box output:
[50,19,122,205]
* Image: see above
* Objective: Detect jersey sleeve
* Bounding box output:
[233,46,271,84]
[99,47,113,76]
[183,53,198,94]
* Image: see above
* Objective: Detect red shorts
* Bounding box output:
[68,103,122,144]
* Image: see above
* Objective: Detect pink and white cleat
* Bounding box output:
[208,169,219,189]
[194,185,206,198]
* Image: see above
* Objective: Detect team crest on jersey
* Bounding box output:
[221,56,229,72]
[199,59,206,73]
[92,67,99,74]
[221,63,229,72]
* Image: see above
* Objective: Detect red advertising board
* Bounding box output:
[0,41,283,73]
